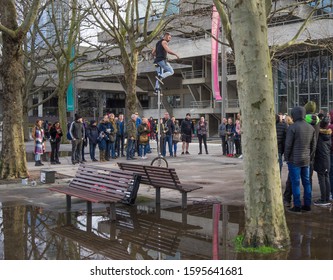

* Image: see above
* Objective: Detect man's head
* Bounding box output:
[163,32,171,42]
[186,113,191,120]
[164,112,170,120]
[131,114,137,121]
[118,113,124,121]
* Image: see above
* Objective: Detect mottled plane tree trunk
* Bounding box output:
[214,0,290,248]
[0,0,41,179]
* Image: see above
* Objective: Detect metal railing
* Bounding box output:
[226,99,240,108]
[183,70,205,79]
[190,100,212,108]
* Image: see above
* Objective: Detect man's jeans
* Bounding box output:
[157,60,174,79]
[163,134,173,157]
[126,139,136,159]
[288,162,312,207]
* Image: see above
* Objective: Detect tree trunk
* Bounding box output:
[0,31,29,179]
[58,66,69,144]
[229,0,290,248]
[123,50,139,121]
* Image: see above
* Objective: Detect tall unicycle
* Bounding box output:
[151,71,168,167]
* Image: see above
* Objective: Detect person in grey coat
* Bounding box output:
[284,106,316,213]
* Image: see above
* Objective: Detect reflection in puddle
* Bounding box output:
[0,202,333,260]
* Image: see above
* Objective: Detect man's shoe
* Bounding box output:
[301,205,311,212]
[185,151,190,155]
[50,161,57,165]
[181,152,184,155]
[313,199,331,207]
[198,152,202,155]
[56,161,61,164]
[287,206,301,213]
[155,75,164,85]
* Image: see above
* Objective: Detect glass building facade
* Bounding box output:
[275,50,333,114]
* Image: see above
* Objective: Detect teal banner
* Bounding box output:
[67,46,75,112]
[67,79,74,111]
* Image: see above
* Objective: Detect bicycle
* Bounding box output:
[151,67,168,168]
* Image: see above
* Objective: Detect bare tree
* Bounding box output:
[88,0,179,120]
[0,0,41,179]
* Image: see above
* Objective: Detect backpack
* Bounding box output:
[66,122,73,140]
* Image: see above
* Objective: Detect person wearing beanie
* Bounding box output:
[304,101,320,190]
[313,117,332,206]
[284,106,316,213]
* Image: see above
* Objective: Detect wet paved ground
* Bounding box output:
[0,140,333,259]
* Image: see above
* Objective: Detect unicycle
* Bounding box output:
[151,70,168,168]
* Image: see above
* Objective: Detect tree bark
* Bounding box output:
[123,50,139,121]
[229,0,290,248]
[0,5,28,178]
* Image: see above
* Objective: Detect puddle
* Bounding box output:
[0,202,333,260]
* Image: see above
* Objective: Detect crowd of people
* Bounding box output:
[277,101,333,212]
[31,111,217,166]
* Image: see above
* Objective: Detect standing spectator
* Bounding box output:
[116,113,126,157]
[276,114,287,175]
[109,113,117,159]
[149,117,156,140]
[49,121,63,164]
[81,118,88,162]
[69,114,85,165]
[219,118,228,156]
[43,120,50,140]
[197,116,208,155]
[234,114,242,157]
[126,114,137,160]
[32,119,45,166]
[304,101,320,189]
[97,131,109,162]
[284,106,316,213]
[172,117,181,157]
[135,112,142,156]
[98,115,112,161]
[181,113,193,155]
[329,110,333,201]
[86,120,99,162]
[225,117,236,157]
[313,117,331,206]
[283,116,294,208]
[138,117,150,159]
[162,112,175,157]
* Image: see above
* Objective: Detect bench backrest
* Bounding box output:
[70,164,140,204]
[118,163,182,190]
[117,162,150,185]
[144,165,182,190]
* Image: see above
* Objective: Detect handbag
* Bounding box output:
[139,134,148,143]
[173,132,181,142]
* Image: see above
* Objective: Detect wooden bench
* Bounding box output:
[49,164,141,220]
[117,162,203,209]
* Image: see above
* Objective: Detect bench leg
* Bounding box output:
[182,192,187,210]
[66,195,72,212]
[87,201,92,215]
[156,187,161,205]
[109,203,116,221]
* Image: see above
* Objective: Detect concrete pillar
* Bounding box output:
[38,92,43,117]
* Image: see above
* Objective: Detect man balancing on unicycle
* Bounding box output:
[152,32,179,93]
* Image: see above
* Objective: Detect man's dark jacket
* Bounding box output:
[284,106,316,167]
[276,117,287,155]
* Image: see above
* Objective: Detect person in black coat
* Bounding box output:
[276,114,287,175]
[313,117,332,206]
[284,106,316,213]
[86,120,99,161]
